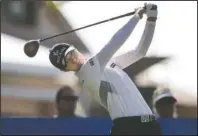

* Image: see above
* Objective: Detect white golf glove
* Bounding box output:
[144,3,158,21]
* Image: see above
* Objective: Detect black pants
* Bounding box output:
[110,115,162,135]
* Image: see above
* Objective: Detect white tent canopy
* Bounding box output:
[1,33,61,76]
[1,33,77,100]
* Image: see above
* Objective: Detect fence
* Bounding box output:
[1,117,197,135]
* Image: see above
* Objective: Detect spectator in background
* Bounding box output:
[152,87,178,118]
[54,85,79,117]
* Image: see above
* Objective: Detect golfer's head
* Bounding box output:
[49,43,85,71]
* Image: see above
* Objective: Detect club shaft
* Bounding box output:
[40,11,136,42]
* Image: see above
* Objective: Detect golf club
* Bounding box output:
[24,6,146,58]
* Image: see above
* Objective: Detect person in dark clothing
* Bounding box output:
[153,87,178,118]
[54,85,79,117]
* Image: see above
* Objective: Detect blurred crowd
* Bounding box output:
[53,85,178,118]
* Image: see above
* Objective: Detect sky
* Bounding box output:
[58,1,197,96]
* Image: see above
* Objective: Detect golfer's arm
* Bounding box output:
[96,14,140,70]
[114,20,156,69]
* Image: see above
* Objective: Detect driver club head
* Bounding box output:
[24,40,40,57]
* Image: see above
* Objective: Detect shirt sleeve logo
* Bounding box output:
[89,59,94,66]
[110,63,116,68]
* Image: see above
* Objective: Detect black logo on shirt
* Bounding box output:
[81,80,84,85]
[110,63,116,68]
[89,59,94,66]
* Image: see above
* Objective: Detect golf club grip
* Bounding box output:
[40,11,136,42]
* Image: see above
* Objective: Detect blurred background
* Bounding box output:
[1,1,197,118]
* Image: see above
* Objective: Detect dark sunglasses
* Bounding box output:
[60,96,78,101]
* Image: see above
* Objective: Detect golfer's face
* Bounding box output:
[65,50,85,71]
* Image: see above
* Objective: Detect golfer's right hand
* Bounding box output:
[135,7,145,19]
[145,3,158,21]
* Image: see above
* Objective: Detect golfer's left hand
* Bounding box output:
[145,3,158,22]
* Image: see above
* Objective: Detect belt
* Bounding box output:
[113,115,157,124]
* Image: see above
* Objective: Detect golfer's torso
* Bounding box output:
[77,58,152,120]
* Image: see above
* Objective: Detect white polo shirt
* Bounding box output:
[76,58,153,120]
[76,14,156,120]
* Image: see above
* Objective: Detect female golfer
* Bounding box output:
[49,3,162,135]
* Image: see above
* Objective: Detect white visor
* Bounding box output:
[64,46,75,57]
